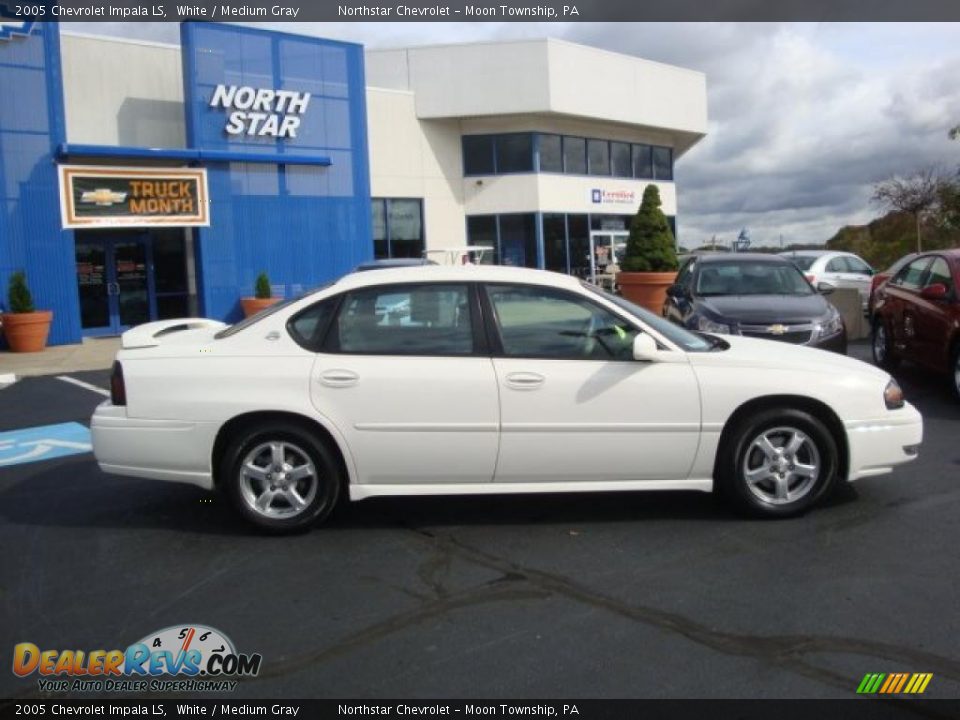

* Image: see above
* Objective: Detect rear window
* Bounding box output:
[785,255,817,271]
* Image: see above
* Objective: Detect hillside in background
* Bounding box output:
[826,211,960,270]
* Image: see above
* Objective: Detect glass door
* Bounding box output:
[75,242,111,334]
[75,234,156,336]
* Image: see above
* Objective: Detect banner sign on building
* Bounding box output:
[59,166,210,229]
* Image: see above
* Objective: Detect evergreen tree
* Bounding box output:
[8,271,35,313]
[621,185,678,272]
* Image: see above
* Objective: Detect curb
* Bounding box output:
[0,372,17,386]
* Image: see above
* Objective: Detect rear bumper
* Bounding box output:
[845,403,923,481]
[91,401,215,490]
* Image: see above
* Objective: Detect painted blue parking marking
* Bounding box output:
[0,422,92,468]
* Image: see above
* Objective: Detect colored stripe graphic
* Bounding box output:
[857,672,932,694]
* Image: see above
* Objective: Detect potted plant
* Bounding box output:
[241,272,280,317]
[1,271,53,353]
[616,184,679,314]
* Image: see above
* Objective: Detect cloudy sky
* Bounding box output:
[73,21,960,249]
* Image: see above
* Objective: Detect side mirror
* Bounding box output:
[817,281,836,295]
[632,333,660,362]
[920,283,948,301]
[665,284,687,299]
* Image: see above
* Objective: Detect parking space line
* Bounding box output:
[56,375,110,397]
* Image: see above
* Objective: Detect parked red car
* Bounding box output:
[871,249,960,399]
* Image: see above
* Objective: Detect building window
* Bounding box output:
[467,216,498,264]
[538,134,563,173]
[463,135,495,175]
[653,146,673,181]
[542,214,568,273]
[588,139,611,176]
[563,136,587,175]
[467,214,538,268]
[495,133,534,173]
[611,142,632,178]
[632,144,653,179]
[372,198,424,259]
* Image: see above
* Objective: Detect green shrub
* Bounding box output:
[254,272,272,299]
[8,271,35,313]
[621,185,679,272]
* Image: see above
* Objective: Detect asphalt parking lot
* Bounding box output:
[1,342,959,701]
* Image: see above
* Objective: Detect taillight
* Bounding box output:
[805,274,816,283]
[110,361,126,406]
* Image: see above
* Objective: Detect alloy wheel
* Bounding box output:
[238,441,318,519]
[741,426,821,506]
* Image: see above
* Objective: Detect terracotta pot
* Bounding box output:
[241,297,280,318]
[1,311,53,353]
[616,271,677,315]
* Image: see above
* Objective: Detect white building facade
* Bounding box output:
[365,38,707,276]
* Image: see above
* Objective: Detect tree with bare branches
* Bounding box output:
[872,167,944,253]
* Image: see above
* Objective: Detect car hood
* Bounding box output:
[697,294,830,324]
[690,333,887,380]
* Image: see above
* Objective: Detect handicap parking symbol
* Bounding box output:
[0,422,92,467]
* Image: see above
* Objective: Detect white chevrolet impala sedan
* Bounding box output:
[92,265,923,532]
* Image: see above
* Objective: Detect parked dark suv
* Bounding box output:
[663,253,847,353]
[871,249,960,400]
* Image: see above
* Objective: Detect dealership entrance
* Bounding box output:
[74,229,193,336]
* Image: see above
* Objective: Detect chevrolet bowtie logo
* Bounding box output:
[768,324,788,335]
[79,189,128,207]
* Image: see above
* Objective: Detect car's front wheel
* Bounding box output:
[718,408,838,518]
[872,318,900,370]
[221,422,341,533]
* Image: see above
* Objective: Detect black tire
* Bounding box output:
[717,408,839,518]
[951,341,960,402]
[872,317,900,370]
[221,421,341,534]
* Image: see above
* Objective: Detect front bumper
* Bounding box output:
[845,403,923,481]
[809,330,847,354]
[91,401,215,490]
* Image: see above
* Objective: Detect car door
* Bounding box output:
[884,257,933,355]
[911,256,956,371]
[840,256,874,308]
[482,283,701,483]
[305,282,500,486]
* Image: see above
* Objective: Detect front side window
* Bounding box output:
[486,284,639,360]
[329,284,474,355]
[892,258,932,290]
[825,257,847,273]
[924,257,953,291]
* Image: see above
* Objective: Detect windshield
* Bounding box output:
[582,283,714,352]
[215,283,333,339]
[784,255,817,271]
[696,261,814,297]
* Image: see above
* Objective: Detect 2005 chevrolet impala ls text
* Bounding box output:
[91,265,923,533]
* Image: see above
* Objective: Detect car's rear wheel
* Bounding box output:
[222,422,341,533]
[951,341,960,402]
[872,318,900,370]
[718,408,838,518]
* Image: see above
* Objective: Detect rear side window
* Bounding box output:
[287,295,340,351]
[892,258,932,290]
[327,284,474,356]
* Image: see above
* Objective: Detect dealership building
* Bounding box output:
[0,21,707,346]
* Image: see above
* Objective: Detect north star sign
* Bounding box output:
[209,84,311,138]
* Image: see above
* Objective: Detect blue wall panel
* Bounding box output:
[181,23,373,322]
[0,23,79,345]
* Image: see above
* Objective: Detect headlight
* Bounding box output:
[884,378,905,410]
[696,316,732,334]
[817,308,844,338]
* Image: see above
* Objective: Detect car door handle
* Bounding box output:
[318,369,359,388]
[504,372,545,390]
